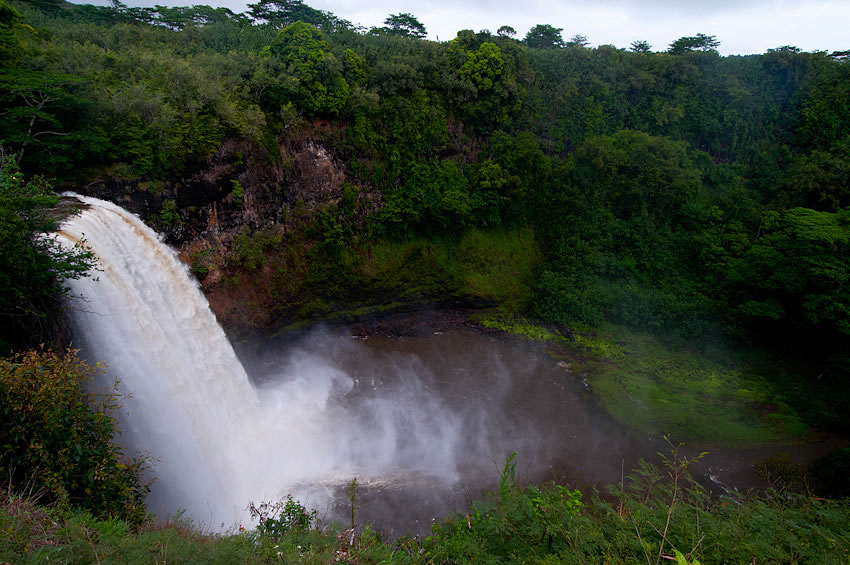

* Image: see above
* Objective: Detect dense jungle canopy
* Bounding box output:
[2,1,850,561]
[2,0,849,370]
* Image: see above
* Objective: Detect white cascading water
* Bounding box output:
[56,195,264,524]
[56,195,469,529]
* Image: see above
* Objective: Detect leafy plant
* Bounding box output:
[158,198,181,227]
[0,349,150,524]
[0,157,95,351]
[248,495,317,540]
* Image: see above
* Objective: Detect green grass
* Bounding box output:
[350,227,541,309]
[5,455,849,565]
[584,326,807,445]
[470,314,808,446]
[449,228,541,312]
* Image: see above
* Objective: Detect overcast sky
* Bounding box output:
[75,0,849,55]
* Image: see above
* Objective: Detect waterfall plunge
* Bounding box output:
[57,195,468,529]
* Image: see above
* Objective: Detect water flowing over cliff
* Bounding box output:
[57,195,265,524]
[55,196,478,528]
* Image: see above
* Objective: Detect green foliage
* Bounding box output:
[248,495,316,539]
[726,208,850,338]
[474,310,563,342]
[189,248,212,279]
[263,21,350,115]
[344,228,538,310]
[248,0,324,29]
[0,68,104,172]
[668,33,721,55]
[228,226,282,271]
[586,326,807,443]
[459,42,504,92]
[3,449,850,563]
[0,159,94,351]
[451,228,541,311]
[0,349,149,523]
[158,198,181,227]
[524,24,564,49]
[535,269,604,325]
[630,39,652,53]
[496,25,516,39]
[230,178,244,203]
[0,0,26,57]
[373,13,426,39]
[574,130,700,221]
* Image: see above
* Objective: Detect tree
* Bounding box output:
[152,5,243,30]
[247,0,325,29]
[524,24,564,49]
[829,50,850,62]
[17,0,63,15]
[630,40,652,53]
[459,42,505,92]
[567,34,589,48]
[0,0,30,60]
[0,349,150,522]
[573,130,700,222]
[0,70,89,167]
[0,157,95,350]
[263,21,350,114]
[668,33,720,55]
[497,25,516,38]
[0,0,23,50]
[728,208,850,339]
[374,12,427,39]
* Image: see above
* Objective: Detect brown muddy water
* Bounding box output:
[243,327,843,537]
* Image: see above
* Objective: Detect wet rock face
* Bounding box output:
[71,131,360,334]
[289,140,346,207]
[74,134,349,245]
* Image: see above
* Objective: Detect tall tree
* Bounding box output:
[0,70,89,166]
[263,21,350,114]
[630,40,652,53]
[247,0,323,29]
[373,12,426,39]
[524,24,564,49]
[668,33,720,55]
[497,25,516,38]
[567,34,589,48]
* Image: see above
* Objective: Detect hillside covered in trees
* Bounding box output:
[1,0,850,560]
[3,0,849,356]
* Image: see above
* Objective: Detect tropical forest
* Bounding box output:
[1,0,849,561]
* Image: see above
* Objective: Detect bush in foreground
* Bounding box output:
[0,349,149,525]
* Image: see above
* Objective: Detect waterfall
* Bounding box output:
[56,195,477,531]
[57,195,265,525]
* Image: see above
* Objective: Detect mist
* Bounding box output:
[59,195,602,533]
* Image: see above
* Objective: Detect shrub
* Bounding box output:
[0,157,95,351]
[0,349,149,524]
[248,495,317,540]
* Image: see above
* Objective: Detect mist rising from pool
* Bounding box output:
[59,195,649,533]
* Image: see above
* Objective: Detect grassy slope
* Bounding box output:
[236,227,543,335]
[476,313,812,446]
[5,467,849,564]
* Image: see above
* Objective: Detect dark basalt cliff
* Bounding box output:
[65,127,394,336]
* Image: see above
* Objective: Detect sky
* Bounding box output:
[74,0,849,55]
